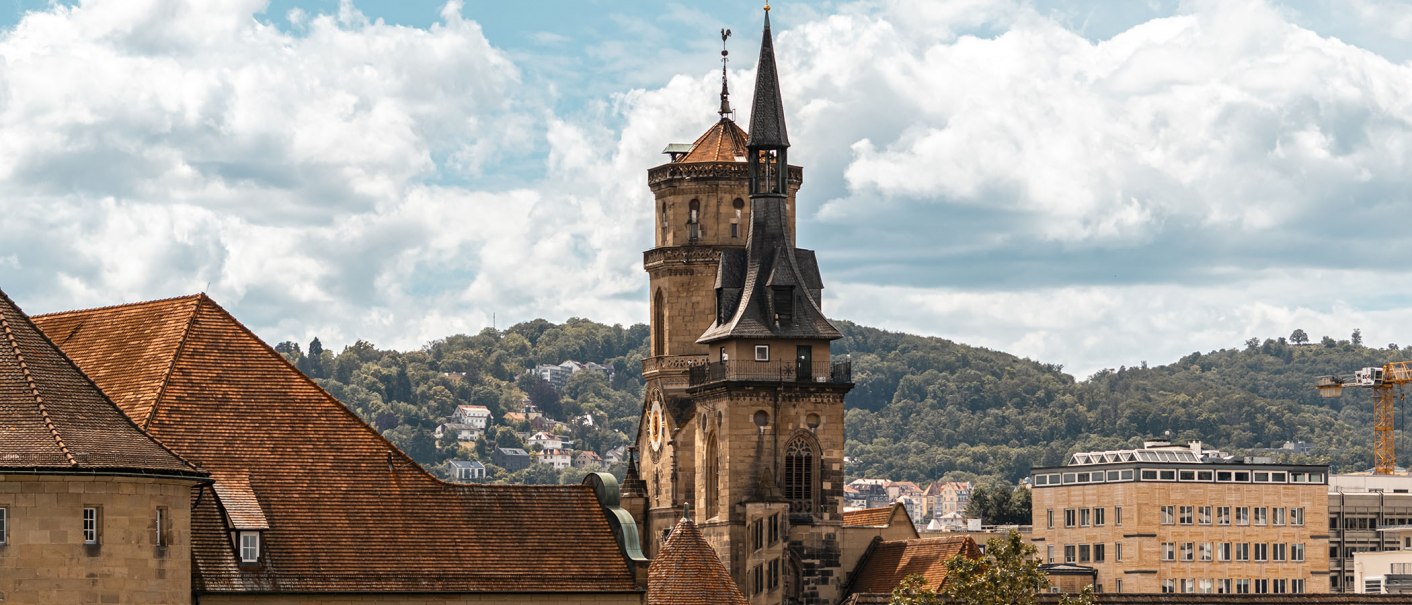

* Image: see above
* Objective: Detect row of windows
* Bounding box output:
[750,558,781,596]
[749,513,782,552]
[1051,506,1122,529]
[1160,505,1305,526]
[1160,542,1306,563]
[1035,468,1324,486]
[0,506,169,548]
[1162,578,1305,594]
[1053,542,1122,564]
[1330,515,1412,529]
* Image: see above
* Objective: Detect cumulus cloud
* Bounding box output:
[3,0,1412,378]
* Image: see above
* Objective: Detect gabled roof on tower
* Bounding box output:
[746,9,789,149]
[647,516,748,605]
[33,295,639,594]
[0,289,201,476]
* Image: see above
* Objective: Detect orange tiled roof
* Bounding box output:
[647,516,747,605]
[843,505,897,527]
[847,536,980,595]
[35,295,638,594]
[0,288,201,476]
[678,118,749,163]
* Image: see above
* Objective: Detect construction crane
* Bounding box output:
[1316,361,1412,475]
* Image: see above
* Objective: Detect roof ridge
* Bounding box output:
[31,292,204,321]
[183,295,441,483]
[144,295,204,430]
[0,297,77,465]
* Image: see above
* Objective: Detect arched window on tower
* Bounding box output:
[688,199,701,242]
[652,289,665,356]
[784,434,818,515]
[705,433,720,519]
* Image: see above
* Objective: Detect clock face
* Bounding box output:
[648,399,666,452]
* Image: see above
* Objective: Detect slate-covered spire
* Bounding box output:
[746,8,789,149]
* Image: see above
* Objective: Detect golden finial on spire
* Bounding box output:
[764,2,770,11]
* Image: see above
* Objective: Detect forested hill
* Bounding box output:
[276,317,1401,485]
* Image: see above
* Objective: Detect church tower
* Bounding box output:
[635,7,851,605]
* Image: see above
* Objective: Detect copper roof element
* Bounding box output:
[34,295,639,594]
[646,516,748,605]
[746,8,789,149]
[0,288,201,477]
[678,118,750,164]
[845,536,980,596]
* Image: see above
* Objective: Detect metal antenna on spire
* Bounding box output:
[719,28,733,119]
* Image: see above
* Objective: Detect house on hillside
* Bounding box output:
[540,448,573,470]
[448,460,486,481]
[453,404,492,429]
[493,447,531,471]
[575,451,603,468]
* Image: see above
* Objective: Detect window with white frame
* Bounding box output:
[1217,506,1231,525]
[1292,543,1305,562]
[239,531,261,563]
[1291,507,1305,526]
[83,507,99,544]
[754,345,770,362]
[155,507,167,547]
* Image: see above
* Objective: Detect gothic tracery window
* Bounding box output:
[705,433,720,519]
[784,434,817,515]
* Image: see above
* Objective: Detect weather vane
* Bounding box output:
[719,28,733,119]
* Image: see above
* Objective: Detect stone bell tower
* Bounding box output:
[632,7,852,605]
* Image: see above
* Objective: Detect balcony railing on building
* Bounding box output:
[687,359,851,387]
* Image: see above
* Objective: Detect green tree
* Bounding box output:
[931,531,1094,605]
[1352,329,1363,348]
[1290,329,1308,345]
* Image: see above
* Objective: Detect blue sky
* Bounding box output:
[4,0,1412,377]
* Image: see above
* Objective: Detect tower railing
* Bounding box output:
[687,358,851,387]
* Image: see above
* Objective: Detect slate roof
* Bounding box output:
[0,288,201,477]
[746,10,789,149]
[679,118,749,164]
[646,516,747,605]
[697,195,840,344]
[34,294,639,594]
[846,536,980,596]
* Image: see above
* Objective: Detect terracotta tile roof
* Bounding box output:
[35,295,638,594]
[1038,596,1412,604]
[0,288,201,476]
[647,516,747,605]
[843,505,897,527]
[210,472,269,530]
[846,536,980,596]
[678,118,749,164]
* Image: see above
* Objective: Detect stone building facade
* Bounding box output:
[1030,440,1330,595]
[630,8,853,605]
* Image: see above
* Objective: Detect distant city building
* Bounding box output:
[530,360,612,390]
[1328,473,1412,592]
[453,404,492,429]
[448,459,486,481]
[1352,526,1412,594]
[493,447,531,472]
[1030,439,1329,595]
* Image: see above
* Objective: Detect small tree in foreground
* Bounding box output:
[890,531,1095,605]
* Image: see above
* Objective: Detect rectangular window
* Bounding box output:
[1273,543,1286,562]
[1181,542,1194,561]
[1234,471,1250,482]
[1199,506,1212,525]
[1047,545,1055,563]
[1159,469,1176,481]
[1080,508,1091,527]
[1255,543,1268,562]
[1116,506,1123,526]
[1161,506,1175,525]
[1181,578,1194,593]
[752,565,763,595]
[1236,507,1250,526]
[1292,543,1305,562]
[1162,542,1175,561]
[730,222,739,238]
[1180,506,1193,525]
[1094,543,1105,562]
[1272,507,1285,526]
[1047,509,1054,529]
[1219,579,1232,594]
[1094,507,1105,526]
[1254,507,1268,526]
[1291,507,1305,526]
[1199,579,1213,594]
[1236,579,1250,594]
[1218,542,1232,561]
[1065,509,1076,528]
[1162,579,1175,594]
[1292,579,1305,594]
[240,532,260,563]
[1115,579,1122,593]
[0,507,6,545]
[1255,579,1269,594]
[155,507,167,547]
[1217,506,1231,525]
[1079,544,1091,563]
[1200,542,1213,561]
[754,345,770,362]
[1065,545,1076,563]
[1141,469,1158,480]
[1235,543,1250,561]
[1115,542,1123,562]
[83,507,99,545]
[768,558,780,591]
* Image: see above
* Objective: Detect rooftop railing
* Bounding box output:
[687,358,851,387]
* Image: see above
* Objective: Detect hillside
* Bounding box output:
[275,318,1401,485]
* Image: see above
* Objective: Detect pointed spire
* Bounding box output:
[747,5,789,149]
[719,28,733,119]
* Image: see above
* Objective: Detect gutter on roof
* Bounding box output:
[0,466,211,482]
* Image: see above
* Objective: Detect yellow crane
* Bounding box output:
[1316,361,1412,475]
